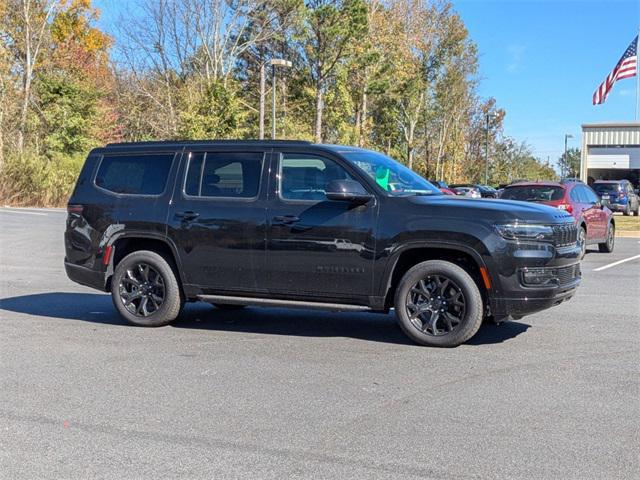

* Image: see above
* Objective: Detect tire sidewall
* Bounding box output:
[112,250,181,327]
[394,260,483,347]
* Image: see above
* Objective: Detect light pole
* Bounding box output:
[259,59,292,140]
[485,111,500,185]
[563,134,573,179]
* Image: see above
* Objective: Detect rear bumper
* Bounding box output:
[606,202,626,212]
[64,261,108,292]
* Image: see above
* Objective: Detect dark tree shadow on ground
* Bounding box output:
[0,292,530,347]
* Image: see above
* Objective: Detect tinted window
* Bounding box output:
[185,152,263,198]
[341,150,441,196]
[96,153,173,195]
[501,185,565,202]
[279,154,356,201]
[592,183,620,194]
[581,186,599,203]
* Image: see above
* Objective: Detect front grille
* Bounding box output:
[552,224,578,246]
[556,264,581,286]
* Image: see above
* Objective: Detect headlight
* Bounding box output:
[495,224,554,242]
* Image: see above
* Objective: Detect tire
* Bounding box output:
[394,260,483,347]
[598,223,615,253]
[578,226,587,260]
[111,250,182,327]
[634,206,639,217]
[214,303,246,310]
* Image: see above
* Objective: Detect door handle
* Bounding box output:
[175,210,200,221]
[272,215,300,225]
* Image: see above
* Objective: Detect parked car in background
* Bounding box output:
[452,186,481,198]
[450,183,498,198]
[500,181,614,258]
[428,180,457,195]
[592,180,639,216]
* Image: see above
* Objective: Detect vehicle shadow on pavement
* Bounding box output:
[0,292,530,346]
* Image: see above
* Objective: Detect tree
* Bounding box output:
[297,0,367,143]
[558,147,581,178]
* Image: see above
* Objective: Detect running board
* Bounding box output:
[197,294,371,312]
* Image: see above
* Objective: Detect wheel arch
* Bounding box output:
[105,233,185,296]
[381,243,491,311]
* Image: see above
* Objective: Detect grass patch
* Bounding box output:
[613,214,640,232]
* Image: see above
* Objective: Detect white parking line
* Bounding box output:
[594,254,640,272]
[0,208,47,216]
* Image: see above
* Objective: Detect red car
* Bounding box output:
[500,181,614,257]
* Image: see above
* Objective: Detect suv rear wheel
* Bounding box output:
[112,250,182,327]
[394,260,483,347]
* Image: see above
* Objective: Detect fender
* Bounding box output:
[377,238,495,299]
[104,229,187,290]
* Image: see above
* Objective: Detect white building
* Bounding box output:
[580,122,640,187]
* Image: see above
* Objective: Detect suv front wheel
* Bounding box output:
[394,260,483,347]
[112,250,183,327]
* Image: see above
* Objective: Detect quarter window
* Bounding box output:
[279,153,356,201]
[184,152,263,198]
[96,153,174,195]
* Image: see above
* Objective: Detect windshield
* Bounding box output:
[592,183,620,194]
[340,150,441,196]
[501,185,565,202]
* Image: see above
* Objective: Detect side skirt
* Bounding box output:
[197,294,371,312]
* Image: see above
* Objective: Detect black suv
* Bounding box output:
[65,140,581,347]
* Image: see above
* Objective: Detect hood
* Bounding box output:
[407,195,573,224]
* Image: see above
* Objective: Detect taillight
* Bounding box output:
[67,204,84,214]
[558,203,573,213]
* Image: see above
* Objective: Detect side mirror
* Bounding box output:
[325,179,372,204]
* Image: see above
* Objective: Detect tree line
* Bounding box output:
[0,0,556,206]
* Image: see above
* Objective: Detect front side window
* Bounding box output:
[340,150,441,196]
[279,153,356,201]
[184,152,263,198]
[96,153,174,195]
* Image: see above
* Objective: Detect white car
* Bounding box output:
[453,186,481,198]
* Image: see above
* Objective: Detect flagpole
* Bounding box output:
[636,30,639,121]
[636,30,639,120]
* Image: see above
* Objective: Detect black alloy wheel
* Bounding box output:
[394,260,483,347]
[119,263,165,317]
[405,275,466,336]
[111,250,183,327]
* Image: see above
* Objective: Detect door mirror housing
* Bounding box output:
[325,180,372,204]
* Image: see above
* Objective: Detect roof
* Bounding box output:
[106,139,314,147]
[581,122,640,129]
[504,181,565,187]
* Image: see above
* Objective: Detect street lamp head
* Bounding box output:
[565,134,574,139]
[269,59,292,68]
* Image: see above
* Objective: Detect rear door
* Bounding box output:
[167,148,269,294]
[265,149,377,302]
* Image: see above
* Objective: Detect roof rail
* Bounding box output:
[105,139,314,147]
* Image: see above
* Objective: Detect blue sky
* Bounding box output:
[95,0,639,168]
[453,0,640,166]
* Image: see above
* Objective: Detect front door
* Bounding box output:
[167,149,268,294]
[266,151,377,302]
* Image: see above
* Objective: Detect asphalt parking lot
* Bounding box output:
[1,207,638,480]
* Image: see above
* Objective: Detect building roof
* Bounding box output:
[581,122,640,129]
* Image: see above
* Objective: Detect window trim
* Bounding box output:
[181,151,265,202]
[93,151,177,198]
[275,151,369,205]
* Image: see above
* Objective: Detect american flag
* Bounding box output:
[592,35,638,105]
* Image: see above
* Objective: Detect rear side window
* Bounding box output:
[96,153,174,195]
[501,185,565,202]
[184,152,263,198]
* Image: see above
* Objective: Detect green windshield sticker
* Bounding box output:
[375,167,390,190]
